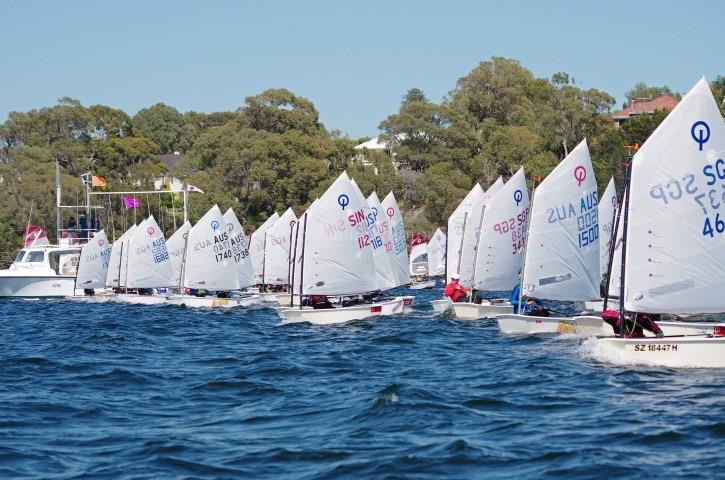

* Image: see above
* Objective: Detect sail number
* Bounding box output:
[492,207,529,255]
[634,344,678,352]
[702,213,725,237]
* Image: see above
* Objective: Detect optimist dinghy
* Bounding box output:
[166,205,260,308]
[496,140,603,334]
[68,230,113,302]
[431,181,490,314]
[453,171,528,320]
[112,216,176,305]
[278,172,405,325]
[593,77,725,367]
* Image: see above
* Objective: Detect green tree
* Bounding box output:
[132,103,197,153]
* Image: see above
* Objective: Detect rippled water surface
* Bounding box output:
[1,289,723,479]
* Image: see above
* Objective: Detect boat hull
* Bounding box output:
[409,280,436,290]
[112,294,169,305]
[166,294,261,308]
[496,314,607,335]
[279,298,405,325]
[451,301,512,320]
[0,275,78,298]
[595,335,725,368]
[431,298,453,313]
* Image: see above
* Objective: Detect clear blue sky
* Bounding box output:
[1,0,722,139]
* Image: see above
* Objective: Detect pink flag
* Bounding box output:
[24,226,49,247]
[123,195,141,209]
[187,184,204,194]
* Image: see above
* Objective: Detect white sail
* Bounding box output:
[624,77,725,314]
[607,187,626,299]
[366,191,398,290]
[166,221,191,288]
[264,208,298,285]
[522,139,600,301]
[474,168,530,291]
[290,199,318,293]
[410,241,428,276]
[427,228,447,276]
[182,205,241,290]
[76,230,112,289]
[250,212,279,284]
[598,177,617,280]
[457,177,504,288]
[106,225,136,288]
[125,216,175,288]
[446,184,483,283]
[299,172,377,295]
[222,208,255,288]
[381,191,409,287]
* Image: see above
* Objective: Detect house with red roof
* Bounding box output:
[612,95,680,127]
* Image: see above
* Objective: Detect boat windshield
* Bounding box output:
[14,250,26,262]
[25,251,45,263]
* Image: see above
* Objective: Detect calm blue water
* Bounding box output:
[1,289,723,479]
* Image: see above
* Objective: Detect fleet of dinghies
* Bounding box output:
[4,76,724,368]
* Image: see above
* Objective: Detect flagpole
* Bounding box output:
[183,183,189,223]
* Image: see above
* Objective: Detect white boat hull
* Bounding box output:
[279,297,405,325]
[431,298,453,313]
[67,292,116,303]
[0,275,78,298]
[594,335,725,368]
[112,294,169,305]
[451,301,513,320]
[496,314,607,336]
[166,294,261,308]
[409,280,436,290]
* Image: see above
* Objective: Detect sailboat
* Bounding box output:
[262,207,298,303]
[278,172,405,325]
[167,221,192,289]
[452,168,529,319]
[594,78,725,367]
[250,211,280,287]
[427,227,446,279]
[409,233,436,289]
[447,177,506,319]
[496,140,605,334]
[575,177,618,312]
[113,216,176,305]
[431,183,486,313]
[167,205,260,308]
[68,230,113,301]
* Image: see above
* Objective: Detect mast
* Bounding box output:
[468,206,487,301]
[456,212,468,278]
[297,213,308,310]
[602,188,624,312]
[287,220,296,295]
[178,230,190,292]
[289,220,300,307]
[518,178,538,313]
[261,232,267,292]
[55,158,61,242]
[618,153,634,336]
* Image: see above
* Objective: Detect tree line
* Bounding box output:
[1,56,723,257]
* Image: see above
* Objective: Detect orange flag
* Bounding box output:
[91,176,107,187]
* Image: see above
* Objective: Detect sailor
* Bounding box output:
[309,295,333,309]
[79,211,89,241]
[444,274,468,303]
[601,310,664,338]
[509,284,546,315]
